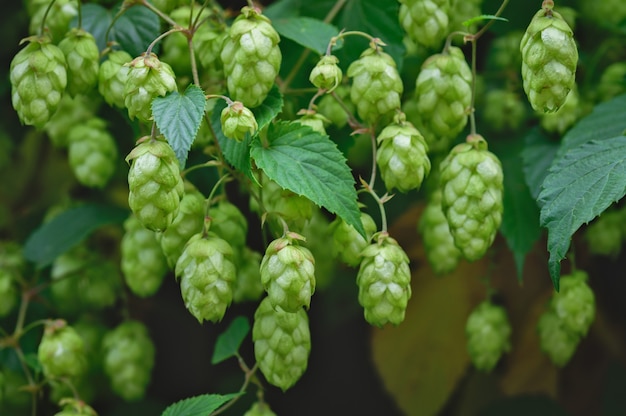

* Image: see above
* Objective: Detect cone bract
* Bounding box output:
[98,50,132,108]
[309,55,342,92]
[208,200,248,250]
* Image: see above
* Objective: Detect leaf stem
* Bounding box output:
[210,358,259,416]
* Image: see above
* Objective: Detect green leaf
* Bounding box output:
[23,204,129,268]
[271,16,340,55]
[211,316,250,365]
[463,14,509,27]
[538,135,626,290]
[251,85,284,133]
[494,138,542,281]
[23,353,42,374]
[78,4,160,57]
[210,99,254,180]
[161,393,241,416]
[152,85,206,168]
[521,127,559,201]
[250,121,365,237]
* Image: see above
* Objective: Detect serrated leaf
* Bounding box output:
[250,121,365,237]
[23,204,129,268]
[153,85,206,168]
[161,393,241,416]
[539,136,626,290]
[210,99,254,180]
[463,14,509,27]
[211,316,250,365]
[271,16,340,55]
[78,4,160,57]
[521,127,560,202]
[251,85,284,132]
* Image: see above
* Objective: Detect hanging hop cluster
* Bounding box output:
[465,301,512,371]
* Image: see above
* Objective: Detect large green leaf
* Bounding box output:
[23,204,129,268]
[539,135,626,290]
[211,316,250,365]
[78,3,160,57]
[521,127,559,201]
[152,85,206,168]
[161,393,241,416]
[271,16,340,55]
[250,121,364,237]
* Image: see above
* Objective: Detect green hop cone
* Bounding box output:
[29,0,77,42]
[418,189,462,275]
[67,117,118,188]
[482,89,527,133]
[490,30,524,71]
[300,208,337,290]
[102,320,155,401]
[316,85,353,128]
[220,101,258,142]
[597,62,626,102]
[175,233,236,323]
[252,296,311,391]
[537,308,579,367]
[520,1,578,113]
[412,46,472,152]
[398,0,451,49]
[585,209,624,258]
[121,214,168,297]
[376,113,431,193]
[220,6,281,108]
[244,401,277,416]
[439,134,503,261]
[44,94,99,147]
[233,246,264,303]
[539,84,582,134]
[356,233,411,327]
[579,0,626,30]
[347,45,403,124]
[58,28,100,97]
[309,54,343,92]
[295,109,330,135]
[260,233,316,312]
[449,0,483,35]
[465,301,512,371]
[54,398,97,416]
[552,271,595,336]
[98,49,132,109]
[159,186,205,268]
[10,36,67,129]
[123,53,177,122]
[126,136,184,232]
[38,320,87,380]
[330,211,377,267]
[208,200,248,250]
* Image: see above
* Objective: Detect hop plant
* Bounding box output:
[10,36,67,129]
[418,189,462,275]
[412,46,472,152]
[233,246,264,303]
[295,109,331,135]
[54,398,97,416]
[347,45,403,124]
[58,28,100,97]
[244,401,277,416]
[490,30,524,71]
[175,233,236,323]
[520,1,578,113]
[220,101,258,142]
[579,0,626,30]
[482,89,527,133]
[28,0,77,42]
[220,6,281,108]
[439,134,503,261]
[252,297,311,391]
[208,200,248,250]
[537,309,579,366]
[316,85,353,128]
[102,320,155,401]
[67,117,118,188]
[123,53,177,122]
[465,301,512,371]
[38,320,87,380]
[585,209,624,258]
[309,54,343,92]
[126,136,185,232]
[356,233,411,327]
[330,211,377,267]
[44,94,98,147]
[158,186,205,269]
[98,49,132,109]
[398,0,451,49]
[449,0,483,35]
[260,233,316,312]
[121,214,169,297]
[597,62,626,102]
[376,113,431,193]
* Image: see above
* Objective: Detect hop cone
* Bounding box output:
[159,187,205,268]
[220,6,281,108]
[537,309,579,367]
[244,401,277,416]
[585,209,624,258]
[490,30,524,71]
[347,45,403,124]
[309,54,342,92]
[54,398,97,416]
[102,320,155,401]
[418,189,462,275]
[520,2,578,113]
[38,320,87,380]
[399,0,450,49]
[175,233,236,323]
[44,94,98,147]
[252,297,311,391]
[58,28,100,97]
[208,200,248,250]
[260,233,316,312]
[220,101,258,142]
[376,113,430,192]
[126,137,184,232]
[121,214,168,297]
[412,46,472,152]
[233,246,264,303]
[67,117,118,188]
[317,85,353,128]
[356,233,411,327]
[449,0,483,35]
[10,36,67,128]
[330,212,377,267]
[482,89,527,133]
[295,110,330,135]
[439,135,503,261]
[465,301,512,371]
[597,62,626,102]
[98,49,132,108]
[579,0,626,30]
[29,0,77,42]
[123,53,177,122]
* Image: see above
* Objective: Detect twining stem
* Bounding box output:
[146,27,184,57]
[139,0,178,27]
[210,356,259,416]
[469,40,478,135]
[38,0,58,37]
